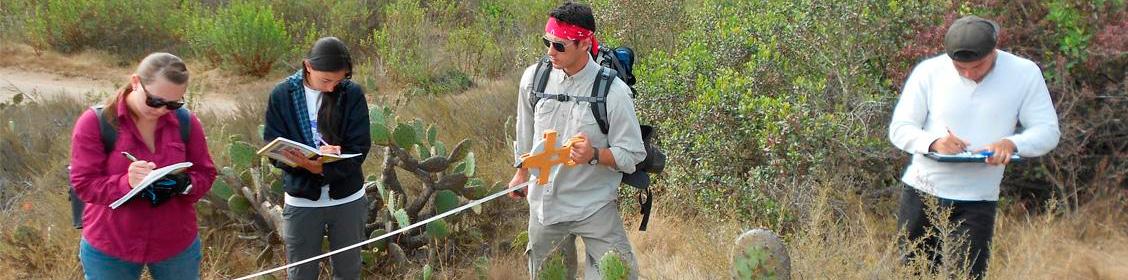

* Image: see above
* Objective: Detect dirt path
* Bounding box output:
[1,66,238,115]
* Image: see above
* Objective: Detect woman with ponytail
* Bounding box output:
[262,37,371,280]
[69,52,217,279]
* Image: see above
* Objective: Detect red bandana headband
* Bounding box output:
[545,17,600,56]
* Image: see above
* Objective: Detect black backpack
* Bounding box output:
[67,105,191,229]
[528,46,667,231]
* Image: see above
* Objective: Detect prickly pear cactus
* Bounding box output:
[538,247,570,280]
[732,228,790,280]
[205,133,286,240]
[421,264,433,280]
[473,256,490,280]
[599,250,630,280]
[363,104,504,273]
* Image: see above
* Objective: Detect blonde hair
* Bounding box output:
[101,52,189,127]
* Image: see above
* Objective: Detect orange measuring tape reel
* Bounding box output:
[515,130,584,185]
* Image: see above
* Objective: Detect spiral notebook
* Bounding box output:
[110,162,193,209]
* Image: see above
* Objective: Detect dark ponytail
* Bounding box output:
[305,37,353,144]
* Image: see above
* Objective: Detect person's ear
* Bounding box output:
[129,74,141,90]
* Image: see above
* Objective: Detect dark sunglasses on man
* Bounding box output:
[542,37,574,52]
[139,82,186,110]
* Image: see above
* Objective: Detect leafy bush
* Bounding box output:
[0,0,34,42]
[590,0,688,55]
[445,25,504,78]
[270,0,380,61]
[185,0,291,77]
[373,0,430,84]
[635,0,940,225]
[23,0,190,59]
[423,69,474,95]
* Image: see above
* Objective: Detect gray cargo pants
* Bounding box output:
[527,201,639,279]
[282,196,368,280]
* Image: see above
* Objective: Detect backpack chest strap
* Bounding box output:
[531,92,607,103]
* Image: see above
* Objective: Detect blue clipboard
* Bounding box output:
[925,151,1022,163]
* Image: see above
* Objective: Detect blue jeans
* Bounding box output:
[79,237,201,280]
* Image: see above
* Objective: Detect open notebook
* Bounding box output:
[925,152,1022,163]
[110,162,193,209]
[256,137,360,167]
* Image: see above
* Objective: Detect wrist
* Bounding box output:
[1002,139,1017,151]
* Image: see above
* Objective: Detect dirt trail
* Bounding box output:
[0,67,238,115]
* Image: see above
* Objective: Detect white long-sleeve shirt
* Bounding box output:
[514,58,646,225]
[889,50,1060,201]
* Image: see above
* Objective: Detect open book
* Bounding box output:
[925,152,1022,163]
[256,137,360,167]
[110,162,193,209]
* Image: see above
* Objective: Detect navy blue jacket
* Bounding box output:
[263,70,371,200]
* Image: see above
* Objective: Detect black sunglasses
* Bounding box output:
[139,82,185,110]
[542,37,572,52]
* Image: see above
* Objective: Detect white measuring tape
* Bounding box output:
[234,182,531,280]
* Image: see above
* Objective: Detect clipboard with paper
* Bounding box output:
[925,151,1022,163]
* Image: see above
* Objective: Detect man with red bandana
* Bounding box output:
[508,2,646,279]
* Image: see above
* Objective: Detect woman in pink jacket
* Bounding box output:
[69,52,216,280]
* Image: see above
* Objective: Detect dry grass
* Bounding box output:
[990,197,1128,280]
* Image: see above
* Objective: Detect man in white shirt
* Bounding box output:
[888,16,1060,279]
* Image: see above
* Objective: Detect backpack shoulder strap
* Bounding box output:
[89,106,192,154]
[175,108,191,145]
[91,105,117,154]
[590,66,617,135]
[529,56,553,110]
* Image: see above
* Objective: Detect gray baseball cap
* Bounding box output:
[944,16,999,62]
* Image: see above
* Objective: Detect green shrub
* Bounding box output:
[590,0,688,55]
[0,0,34,42]
[635,0,950,225]
[271,0,379,61]
[373,0,430,84]
[423,69,473,95]
[446,25,504,77]
[186,0,290,77]
[475,0,557,73]
[23,0,190,60]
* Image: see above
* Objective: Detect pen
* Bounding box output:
[122,152,140,162]
[316,135,330,147]
[945,126,961,141]
[945,126,970,153]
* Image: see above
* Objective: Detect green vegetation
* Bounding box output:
[185,1,291,77]
[21,0,191,59]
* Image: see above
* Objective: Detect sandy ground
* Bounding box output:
[0,66,238,115]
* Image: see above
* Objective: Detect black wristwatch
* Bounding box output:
[589,147,600,165]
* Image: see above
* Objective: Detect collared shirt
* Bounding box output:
[889,50,1060,201]
[515,57,646,225]
[69,99,217,263]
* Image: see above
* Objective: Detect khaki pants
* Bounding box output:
[526,202,638,279]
